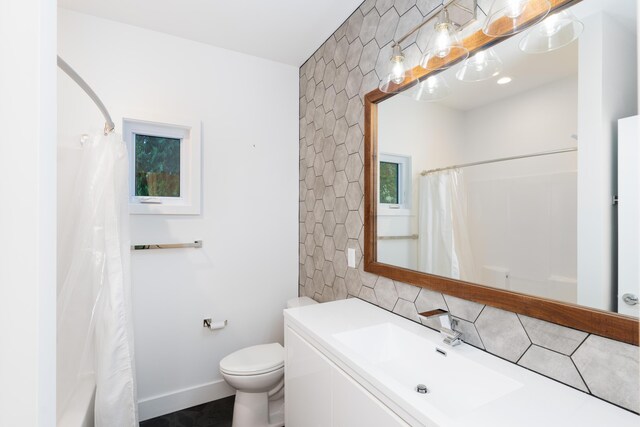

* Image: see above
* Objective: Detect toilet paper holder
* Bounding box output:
[203,318,228,330]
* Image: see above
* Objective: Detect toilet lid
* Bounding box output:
[220,343,284,376]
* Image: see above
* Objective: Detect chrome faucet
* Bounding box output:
[419,309,463,346]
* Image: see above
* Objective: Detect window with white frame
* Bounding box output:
[378,153,411,212]
[123,117,201,215]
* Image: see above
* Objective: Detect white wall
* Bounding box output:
[58,9,298,420]
[577,12,638,311]
[0,1,57,426]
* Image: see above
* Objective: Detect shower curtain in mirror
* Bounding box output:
[418,169,477,281]
[57,133,138,426]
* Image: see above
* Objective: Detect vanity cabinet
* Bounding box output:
[285,325,409,427]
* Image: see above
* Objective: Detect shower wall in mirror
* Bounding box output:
[374,0,637,317]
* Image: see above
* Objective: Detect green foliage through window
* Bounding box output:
[135,134,181,197]
[380,161,399,204]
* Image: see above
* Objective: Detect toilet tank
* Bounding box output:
[286,297,317,309]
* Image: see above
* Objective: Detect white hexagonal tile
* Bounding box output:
[334,197,349,224]
[360,9,381,44]
[322,236,336,261]
[345,210,362,239]
[333,117,348,145]
[323,112,336,137]
[416,0,440,16]
[333,90,349,119]
[313,60,326,84]
[345,67,364,98]
[395,0,417,16]
[375,0,394,15]
[322,211,337,236]
[322,161,336,188]
[334,37,350,66]
[346,10,364,43]
[374,276,399,310]
[323,86,337,112]
[322,136,337,161]
[345,97,362,126]
[345,127,363,155]
[313,105,325,130]
[334,276,348,299]
[313,152,326,177]
[475,306,531,363]
[345,268,362,295]
[346,39,364,71]
[322,262,336,285]
[304,235,315,257]
[345,153,363,183]
[393,299,420,322]
[572,335,640,412]
[345,181,363,211]
[322,184,336,211]
[375,8,400,47]
[333,144,349,171]
[333,224,348,251]
[313,222,325,247]
[333,63,349,92]
[359,40,379,75]
[360,70,380,98]
[333,171,349,197]
[333,250,348,277]
[323,36,338,61]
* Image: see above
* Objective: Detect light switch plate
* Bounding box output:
[347,248,356,268]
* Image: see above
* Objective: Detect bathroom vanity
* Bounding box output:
[284,299,638,427]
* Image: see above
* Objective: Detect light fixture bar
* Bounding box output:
[393,0,477,48]
[394,0,455,47]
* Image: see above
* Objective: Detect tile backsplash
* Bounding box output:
[297,0,639,414]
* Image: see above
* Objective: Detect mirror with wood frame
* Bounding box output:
[364,0,639,344]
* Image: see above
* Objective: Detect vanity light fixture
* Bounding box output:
[483,0,551,37]
[497,76,512,84]
[420,9,470,71]
[455,48,503,82]
[378,0,476,94]
[519,10,584,53]
[379,45,416,93]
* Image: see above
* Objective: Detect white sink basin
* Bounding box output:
[333,322,523,419]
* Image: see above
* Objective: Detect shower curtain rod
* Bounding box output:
[57,55,115,135]
[420,147,578,175]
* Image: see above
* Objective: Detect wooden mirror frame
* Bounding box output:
[364,0,639,345]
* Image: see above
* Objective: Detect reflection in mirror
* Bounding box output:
[376,0,637,317]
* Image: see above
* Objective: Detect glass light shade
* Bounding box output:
[420,21,469,71]
[379,45,417,93]
[455,48,503,82]
[483,0,551,37]
[405,75,451,102]
[519,10,584,53]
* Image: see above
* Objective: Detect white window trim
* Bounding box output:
[123,116,201,215]
[378,152,412,216]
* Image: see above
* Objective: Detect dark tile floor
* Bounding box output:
[140,396,235,427]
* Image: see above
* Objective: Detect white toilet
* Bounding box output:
[220,297,317,427]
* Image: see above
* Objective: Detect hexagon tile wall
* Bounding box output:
[298,0,639,413]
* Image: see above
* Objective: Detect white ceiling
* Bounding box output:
[58,0,364,66]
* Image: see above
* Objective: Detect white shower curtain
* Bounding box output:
[57,132,138,426]
[418,169,476,281]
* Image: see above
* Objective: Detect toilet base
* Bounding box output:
[232,391,284,427]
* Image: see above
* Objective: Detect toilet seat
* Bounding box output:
[220,343,284,376]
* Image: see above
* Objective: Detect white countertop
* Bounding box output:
[284,298,639,427]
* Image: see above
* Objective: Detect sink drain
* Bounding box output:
[416,384,429,394]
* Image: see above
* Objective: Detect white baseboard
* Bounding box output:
[137,379,235,421]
